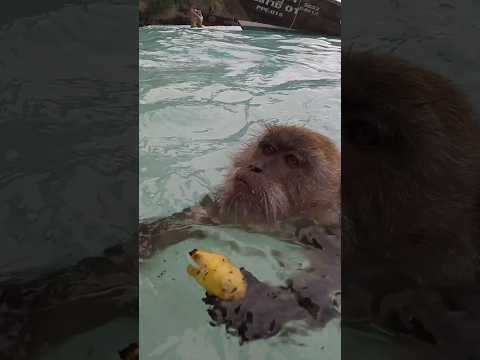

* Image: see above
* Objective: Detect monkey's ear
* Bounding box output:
[263,122,273,130]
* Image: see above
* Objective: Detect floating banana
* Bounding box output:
[187,249,247,301]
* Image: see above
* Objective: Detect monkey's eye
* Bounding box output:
[260,142,276,155]
[348,118,382,147]
[285,154,300,168]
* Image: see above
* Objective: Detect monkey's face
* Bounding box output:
[342,54,432,177]
[218,125,340,226]
[343,51,478,176]
[342,51,479,249]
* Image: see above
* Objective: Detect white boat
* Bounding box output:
[238,20,293,32]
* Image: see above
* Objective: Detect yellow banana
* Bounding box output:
[187,249,247,301]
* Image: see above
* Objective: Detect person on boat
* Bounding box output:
[190,7,204,28]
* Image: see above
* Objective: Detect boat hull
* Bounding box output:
[236,0,340,36]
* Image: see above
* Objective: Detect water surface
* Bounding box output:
[139,25,341,360]
[140,25,340,220]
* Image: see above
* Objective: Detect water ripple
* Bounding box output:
[140,26,340,219]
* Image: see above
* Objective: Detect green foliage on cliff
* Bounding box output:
[153,0,188,11]
[207,0,224,13]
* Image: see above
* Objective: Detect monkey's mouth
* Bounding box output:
[219,173,289,225]
[233,174,264,197]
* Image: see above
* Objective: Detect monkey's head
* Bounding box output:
[342,51,480,264]
[218,125,340,226]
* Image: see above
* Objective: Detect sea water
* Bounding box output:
[139,26,340,360]
[139,25,341,219]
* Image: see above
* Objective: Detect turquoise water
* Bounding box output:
[139,26,341,360]
[139,25,340,220]
[140,229,340,360]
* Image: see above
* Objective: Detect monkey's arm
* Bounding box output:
[204,270,309,341]
[0,243,137,359]
[205,223,341,342]
[139,194,218,258]
[205,270,340,342]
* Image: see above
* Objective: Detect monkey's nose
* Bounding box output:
[249,164,263,173]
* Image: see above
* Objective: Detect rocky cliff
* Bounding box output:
[139,0,244,27]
